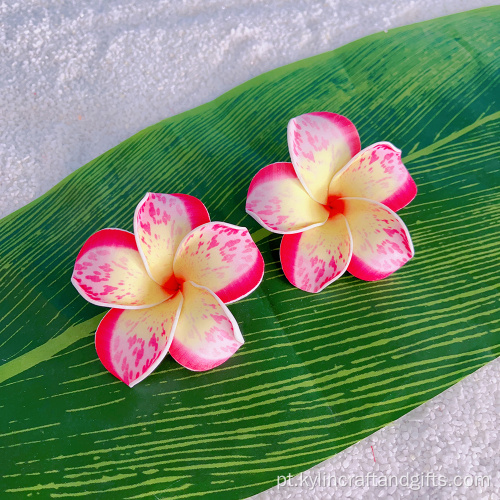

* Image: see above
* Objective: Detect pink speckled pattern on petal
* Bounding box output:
[246,162,329,233]
[329,142,417,212]
[287,112,361,205]
[173,222,264,304]
[169,281,244,371]
[95,291,183,387]
[134,193,210,289]
[280,214,352,293]
[71,228,172,309]
[343,197,414,281]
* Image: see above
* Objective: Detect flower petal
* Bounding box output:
[280,214,352,293]
[71,229,172,309]
[287,112,361,205]
[169,281,244,371]
[95,292,183,387]
[329,142,417,212]
[134,193,210,289]
[343,197,415,281]
[173,222,264,304]
[246,162,329,234]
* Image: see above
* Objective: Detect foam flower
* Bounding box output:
[71,193,264,387]
[246,112,417,293]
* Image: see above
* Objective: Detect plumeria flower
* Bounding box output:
[71,193,264,387]
[246,112,417,293]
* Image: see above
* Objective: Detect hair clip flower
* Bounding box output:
[72,193,264,387]
[246,112,417,293]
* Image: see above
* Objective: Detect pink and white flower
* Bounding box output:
[72,193,264,387]
[246,112,417,293]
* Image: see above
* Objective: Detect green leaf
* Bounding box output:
[1,7,499,499]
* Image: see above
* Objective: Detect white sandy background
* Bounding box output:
[1,1,498,498]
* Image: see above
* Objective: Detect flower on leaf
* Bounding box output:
[246,112,417,293]
[72,193,264,387]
